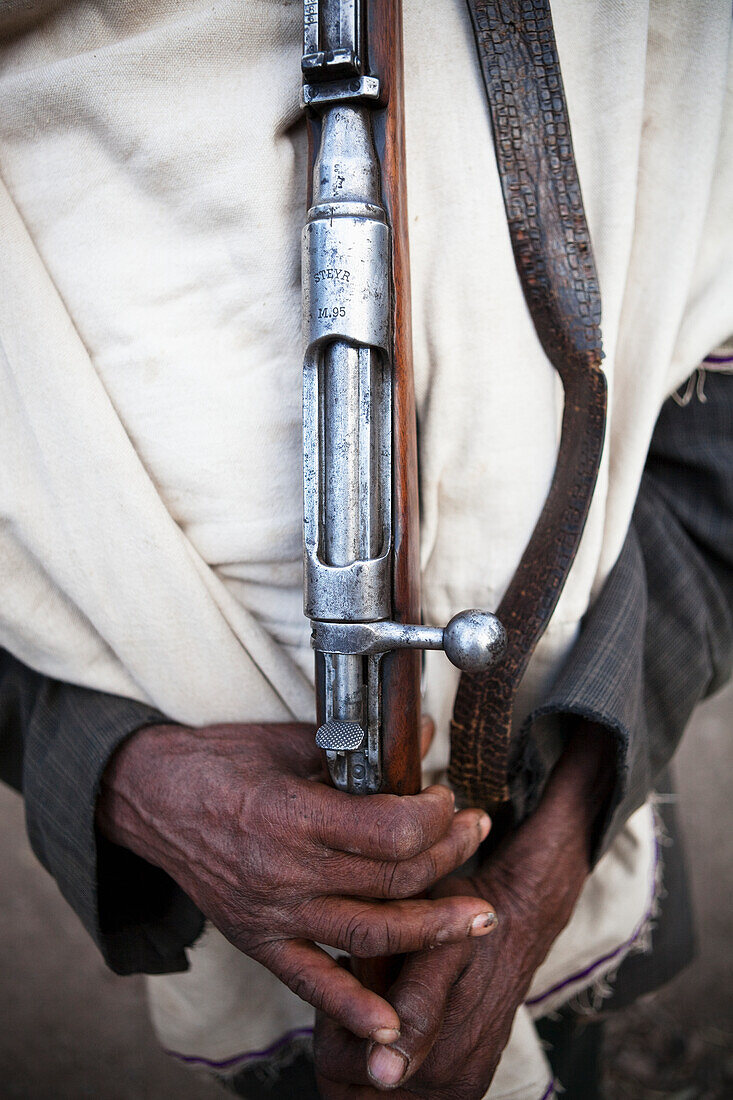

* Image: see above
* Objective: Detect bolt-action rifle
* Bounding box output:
[300,2,505,808]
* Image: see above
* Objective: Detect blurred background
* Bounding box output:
[1,683,731,1100]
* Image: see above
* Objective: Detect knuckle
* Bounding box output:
[249,936,279,967]
[344,913,384,957]
[300,894,333,938]
[419,848,440,886]
[277,958,328,1014]
[403,849,439,895]
[391,817,425,859]
[378,810,424,861]
[368,797,431,860]
[381,859,423,899]
[337,908,402,957]
[289,968,320,1007]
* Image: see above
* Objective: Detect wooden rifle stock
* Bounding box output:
[358,0,421,996]
[366,0,422,799]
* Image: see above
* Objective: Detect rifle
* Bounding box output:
[300,3,505,805]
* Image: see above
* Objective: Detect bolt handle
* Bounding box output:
[310,610,507,673]
[312,610,506,754]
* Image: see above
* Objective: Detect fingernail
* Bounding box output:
[470,911,498,936]
[371,1027,401,1045]
[477,813,491,839]
[369,1044,408,1087]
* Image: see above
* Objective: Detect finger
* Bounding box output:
[253,938,401,1042]
[304,783,458,860]
[367,945,467,1089]
[298,894,499,957]
[313,945,468,1087]
[322,808,491,899]
[420,715,436,760]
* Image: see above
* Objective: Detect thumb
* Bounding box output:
[367,942,470,1089]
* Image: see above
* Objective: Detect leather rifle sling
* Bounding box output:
[449,0,607,810]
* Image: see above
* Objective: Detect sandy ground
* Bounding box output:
[0,781,220,1100]
[0,684,731,1099]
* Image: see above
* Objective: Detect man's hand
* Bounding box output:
[314,723,616,1097]
[96,721,498,1044]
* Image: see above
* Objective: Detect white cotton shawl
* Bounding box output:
[0,1,731,1095]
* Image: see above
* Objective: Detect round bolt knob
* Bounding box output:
[443,610,507,673]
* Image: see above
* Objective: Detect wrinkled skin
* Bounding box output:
[97,720,498,1043]
[314,724,615,1098]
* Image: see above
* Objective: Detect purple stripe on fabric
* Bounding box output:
[526,830,660,1009]
[704,354,733,364]
[164,1026,314,1071]
[539,1080,555,1100]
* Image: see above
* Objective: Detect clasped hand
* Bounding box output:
[314,725,609,1097]
[97,721,498,1045]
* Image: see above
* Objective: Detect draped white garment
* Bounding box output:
[0,1,731,1095]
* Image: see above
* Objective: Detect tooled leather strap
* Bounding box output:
[449,0,607,808]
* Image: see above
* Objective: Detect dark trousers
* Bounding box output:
[537,1011,604,1100]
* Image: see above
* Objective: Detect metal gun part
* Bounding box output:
[301,0,505,794]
